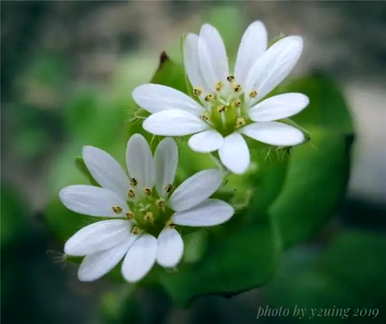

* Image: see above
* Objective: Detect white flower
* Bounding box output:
[133,21,309,174]
[59,134,233,282]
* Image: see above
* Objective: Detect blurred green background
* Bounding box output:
[2,1,386,323]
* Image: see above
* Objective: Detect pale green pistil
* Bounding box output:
[126,185,173,236]
[197,76,257,136]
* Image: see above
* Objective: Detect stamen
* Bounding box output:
[236,117,247,128]
[234,100,241,107]
[126,211,134,219]
[128,189,135,198]
[204,93,215,102]
[156,199,165,208]
[215,81,223,92]
[193,87,202,96]
[144,187,152,195]
[131,226,142,235]
[226,75,235,82]
[200,113,209,121]
[233,84,242,93]
[130,177,138,187]
[217,105,226,113]
[144,211,154,223]
[112,206,122,214]
[249,90,257,98]
[165,184,173,193]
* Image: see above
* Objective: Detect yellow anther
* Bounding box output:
[193,87,202,96]
[215,81,224,92]
[130,177,138,187]
[144,187,152,195]
[233,84,242,93]
[144,211,154,223]
[217,105,226,113]
[128,189,135,198]
[126,211,134,219]
[156,199,166,208]
[236,117,247,128]
[200,113,209,121]
[131,226,142,235]
[226,75,235,82]
[249,90,258,98]
[112,206,122,214]
[204,94,214,102]
[165,184,173,194]
[234,100,241,107]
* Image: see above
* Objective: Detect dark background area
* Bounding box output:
[2,1,386,323]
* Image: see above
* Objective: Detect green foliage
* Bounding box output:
[148,57,353,304]
[160,222,279,306]
[44,88,130,241]
[43,49,353,306]
[0,184,28,247]
[271,132,352,248]
[263,230,386,323]
[151,52,188,93]
[100,288,142,324]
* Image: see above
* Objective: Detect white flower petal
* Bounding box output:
[172,199,234,227]
[235,20,267,87]
[77,237,134,282]
[184,33,208,91]
[156,227,184,268]
[121,234,157,283]
[132,83,203,115]
[154,137,178,197]
[143,109,208,136]
[198,24,229,91]
[169,169,222,211]
[82,146,129,200]
[59,185,128,217]
[218,132,250,174]
[64,220,131,256]
[244,36,303,102]
[241,121,305,146]
[188,129,224,153]
[249,93,309,122]
[126,134,155,189]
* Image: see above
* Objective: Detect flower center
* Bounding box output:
[194,75,258,136]
[125,180,174,236]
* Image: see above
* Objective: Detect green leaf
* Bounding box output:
[271,131,353,248]
[151,52,187,93]
[269,74,354,248]
[243,144,290,223]
[277,74,353,134]
[160,221,280,306]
